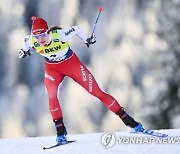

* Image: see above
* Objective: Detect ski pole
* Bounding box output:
[89,7,103,38]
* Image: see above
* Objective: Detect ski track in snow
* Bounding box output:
[0,129,179,154]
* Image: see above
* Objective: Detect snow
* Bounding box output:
[0,129,179,154]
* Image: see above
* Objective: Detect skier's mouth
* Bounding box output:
[39,41,47,45]
[39,41,46,43]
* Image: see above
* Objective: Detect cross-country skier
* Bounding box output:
[19,17,144,144]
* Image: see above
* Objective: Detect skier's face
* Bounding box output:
[34,31,49,46]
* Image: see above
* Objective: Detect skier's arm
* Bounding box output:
[19,35,32,58]
[60,26,96,47]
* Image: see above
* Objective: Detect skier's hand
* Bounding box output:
[18,49,31,58]
[85,33,96,48]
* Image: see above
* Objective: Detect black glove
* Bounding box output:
[85,33,96,48]
[18,49,31,58]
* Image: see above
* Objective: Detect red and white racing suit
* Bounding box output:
[22,26,122,121]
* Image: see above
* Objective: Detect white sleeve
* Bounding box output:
[59,26,88,42]
[22,35,32,51]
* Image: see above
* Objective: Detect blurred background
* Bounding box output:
[0,0,179,138]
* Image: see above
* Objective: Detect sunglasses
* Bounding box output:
[33,32,47,39]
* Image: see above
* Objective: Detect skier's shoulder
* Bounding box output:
[60,26,81,37]
[22,34,33,47]
[48,26,77,36]
[23,35,31,42]
[48,26,77,32]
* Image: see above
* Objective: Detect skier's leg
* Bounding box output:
[44,68,65,120]
[76,66,142,130]
[65,54,142,130]
[44,64,68,142]
[69,64,122,113]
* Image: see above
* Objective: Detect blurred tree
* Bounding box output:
[144,0,180,129]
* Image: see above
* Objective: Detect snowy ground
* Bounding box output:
[0,129,179,154]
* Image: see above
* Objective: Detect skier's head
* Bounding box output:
[31,16,49,46]
[31,16,48,35]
